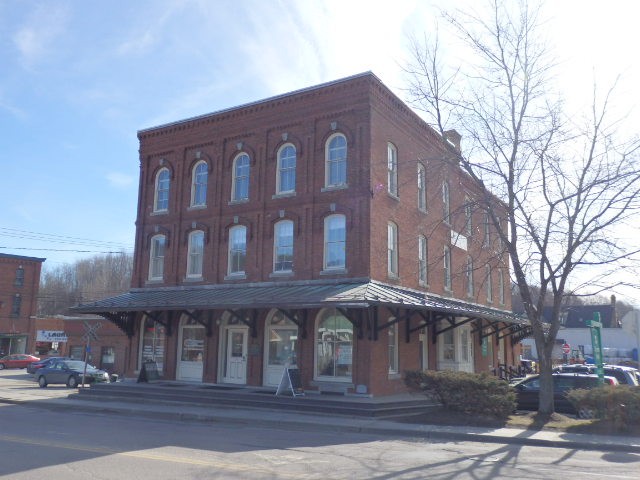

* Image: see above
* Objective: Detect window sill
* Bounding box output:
[145,278,164,285]
[387,273,400,281]
[224,273,247,281]
[388,372,401,380]
[417,207,427,214]
[228,199,249,206]
[187,204,207,211]
[272,192,296,200]
[321,184,348,193]
[269,271,294,279]
[184,276,204,282]
[419,281,429,288]
[150,210,168,216]
[320,268,347,276]
[387,192,399,201]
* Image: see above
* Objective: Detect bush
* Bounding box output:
[566,385,640,428]
[405,370,516,419]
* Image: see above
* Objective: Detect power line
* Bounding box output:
[0,227,132,249]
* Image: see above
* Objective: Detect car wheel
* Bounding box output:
[38,376,48,388]
[0,363,5,370]
[67,376,78,388]
[578,407,595,419]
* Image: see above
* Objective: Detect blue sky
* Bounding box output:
[1,0,639,294]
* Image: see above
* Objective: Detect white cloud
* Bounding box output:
[106,172,135,189]
[12,3,69,68]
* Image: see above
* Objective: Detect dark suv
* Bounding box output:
[513,373,617,414]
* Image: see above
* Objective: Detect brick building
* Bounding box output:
[0,253,45,356]
[74,72,529,395]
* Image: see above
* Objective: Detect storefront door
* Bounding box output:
[177,318,204,381]
[223,328,247,384]
[263,310,298,386]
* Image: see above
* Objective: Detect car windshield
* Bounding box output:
[64,360,92,370]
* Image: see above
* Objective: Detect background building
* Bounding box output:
[75,72,528,395]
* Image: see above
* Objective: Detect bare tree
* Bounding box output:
[405,0,640,414]
[39,252,132,315]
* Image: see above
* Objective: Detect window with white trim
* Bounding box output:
[418,235,427,285]
[464,197,472,236]
[232,153,250,201]
[277,144,296,194]
[228,225,247,275]
[486,265,493,302]
[324,214,346,270]
[483,213,491,247]
[388,320,398,374]
[186,230,204,278]
[387,222,398,277]
[387,142,398,196]
[498,269,505,305]
[273,220,294,272]
[465,256,474,297]
[325,134,347,187]
[154,168,170,212]
[417,163,426,211]
[191,161,208,207]
[149,234,166,280]
[443,245,452,290]
[442,181,450,224]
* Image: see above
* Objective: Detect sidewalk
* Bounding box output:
[1,379,639,453]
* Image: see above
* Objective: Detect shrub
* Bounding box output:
[566,385,640,428]
[405,370,516,419]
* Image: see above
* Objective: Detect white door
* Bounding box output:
[177,320,204,381]
[223,328,247,384]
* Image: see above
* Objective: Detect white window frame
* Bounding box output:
[186,230,204,278]
[466,256,474,297]
[273,220,294,273]
[418,235,427,286]
[443,245,452,291]
[149,234,166,281]
[486,265,493,302]
[325,133,347,188]
[417,163,426,211]
[387,142,398,196]
[232,153,250,202]
[388,319,398,374]
[387,222,398,278]
[483,213,491,247]
[228,225,247,275]
[276,144,296,194]
[323,214,346,270]
[154,168,170,213]
[464,197,472,236]
[498,269,505,305]
[442,181,450,224]
[190,161,208,207]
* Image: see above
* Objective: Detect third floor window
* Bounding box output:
[325,134,347,188]
[232,153,250,202]
[277,144,296,194]
[191,161,208,207]
[154,168,170,212]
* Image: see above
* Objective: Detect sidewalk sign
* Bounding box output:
[275,364,304,397]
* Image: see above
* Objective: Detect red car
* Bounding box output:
[0,354,40,370]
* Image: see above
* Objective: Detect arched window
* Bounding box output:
[187,230,204,278]
[228,225,247,275]
[417,163,426,211]
[418,235,427,286]
[388,222,398,277]
[273,220,294,272]
[315,309,353,380]
[191,161,208,207]
[154,168,170,212]
[277,144,296,194]
[14,266,24,287]
[323,214,346,270]
[232,153,250,201]
[149,234,166,281]
[325,134,347,187]
[387,142,398,196]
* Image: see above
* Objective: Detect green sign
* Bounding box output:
[482,337,488,357]
[587,313,604,385]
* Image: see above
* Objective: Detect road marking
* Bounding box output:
[0,434,306,478]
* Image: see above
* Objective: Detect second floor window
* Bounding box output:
[154,168,170,212]
[228,226,247,275]
[149,235,166,280]
[465,256,474,297]
[418,235,427,285]
[326,134,347,187]
[277,144,296,194]
[442,181,450,224]
[417,164,426,211]
[387,142,398,196]
[444,245,452,291]
[14,266,24,287]
[232,153,250,201]
[191,161,208,207]
[187,230,204,277]
[273,220,294,272]
[11,294,21,316]
[324,214,346,270]
[464,198,473,236]
[388,222,398,277]
[483,213,491,247]
[498,270,505,304]
[486,265,493,302]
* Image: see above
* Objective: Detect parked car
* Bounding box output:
[0,354,40,370]
[34,360,110,388]
[512,373,618,415]
[26,357,70,374]
[554,364,640,386]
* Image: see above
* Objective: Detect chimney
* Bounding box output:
[444,129,462,154]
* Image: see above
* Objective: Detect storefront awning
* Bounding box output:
[71,280,525,326]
